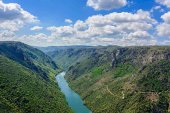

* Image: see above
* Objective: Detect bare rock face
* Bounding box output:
[110,47,170,68]
[111,49,121,68]
[116,50,120,57]
[111,53,116,68]
[142,51,170,65]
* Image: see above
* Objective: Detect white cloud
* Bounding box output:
[125,31,152,40]
[156,0,170,8]
[16,33,50,46]
[16,33,157,47]
[65,19,73,23]
[161,12,170,24]
[30,26,43,31]
[154,6,161,10]
[23,9,156,46]
[0,1,157,47]
[156,12,170,38]
[47,9,156,39]
[0,1,40,44]
[150,6,164,13]
[74,20,88,31]
[0,30,15,41]
[87,0,127,10]
[0,0,167,46]
[159,40,170,45]
[0,1,38,31]
[47,26,75,37]
[86,10,156,26]
[92,37,157,46]
[157,23,170,37]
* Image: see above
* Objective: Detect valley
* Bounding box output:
[0,41,170,113]
[43,46,170,113]
[1,0,170,113]
[56,72,91,113]
[0,42,73,113]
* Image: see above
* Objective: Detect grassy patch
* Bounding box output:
[91,67,103,77]
[113,64,135,78]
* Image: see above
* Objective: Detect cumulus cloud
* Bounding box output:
[65,19,73,24]
[150,6,164,13]
[156,0,170,8]
[93,37,157,46]
[0,1,38,31]
[0,1,157,47]
[0,0,38,43]
[0,30,15,40]
[16,33,157,47]
[47,10,155,39]
[161,12,170,24]
[125,31,151,40]
[29,9,156,46]
[156,12,170,38]
[16,33,50,46]
[74,20,88,31]
[157,23,170,37]
[30,26,43,31]
[87,0,127,10]
[47,26,75,37]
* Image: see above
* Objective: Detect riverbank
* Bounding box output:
[56,72,92,113]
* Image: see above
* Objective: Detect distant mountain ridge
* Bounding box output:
[39,46,119,70]
[37,45,110,53]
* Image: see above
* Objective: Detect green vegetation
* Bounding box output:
[112,64,135,78]
[0,41,59,81]
[40,46,119,70]
[91,67,103,77]
[0,41,73,113]
[46,46,170,113]
[138,60,170,92]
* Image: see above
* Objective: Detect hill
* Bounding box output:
[43,46,119,70]
[0,41,73,113]
[46,46,170,113]
[0,41,59,81]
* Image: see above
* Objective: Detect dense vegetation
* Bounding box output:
[0,41,58,81]
[40,46,119,70]
[0,41,73,113]
[46,46,170,113]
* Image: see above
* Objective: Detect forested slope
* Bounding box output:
[0,41,73,113]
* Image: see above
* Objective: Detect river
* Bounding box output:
[56,72,92,113]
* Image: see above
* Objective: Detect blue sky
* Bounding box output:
[4,0,163,25]
[0,0,170,46]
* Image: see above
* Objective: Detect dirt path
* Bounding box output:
[106,86,170,99]
[106,85,115,96]
[106,85,124,99]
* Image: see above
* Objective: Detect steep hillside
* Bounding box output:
[0,41,73,113]
[58,46,170,113]
[44,46,119,70]
[0,41,58,80]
